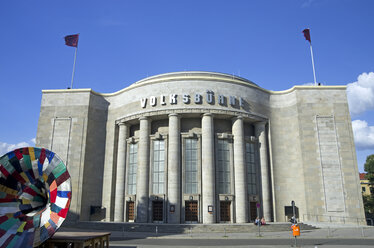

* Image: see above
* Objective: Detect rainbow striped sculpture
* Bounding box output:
[0,147,71,247]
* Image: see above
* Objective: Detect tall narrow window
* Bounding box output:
[127,143,138,195]
[153,140,165,194]
[217,139,230,194]
[246,142,256,195]
[185,138,198,194]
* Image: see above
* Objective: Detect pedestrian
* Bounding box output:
[261,217,266,225]
[255,217,261,226]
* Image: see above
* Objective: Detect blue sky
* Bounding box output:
[0,0,373,172]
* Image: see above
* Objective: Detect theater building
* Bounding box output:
[35,71,365,224]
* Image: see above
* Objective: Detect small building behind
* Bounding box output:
[360,173,373,196]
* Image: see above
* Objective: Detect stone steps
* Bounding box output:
[63,221,317,233]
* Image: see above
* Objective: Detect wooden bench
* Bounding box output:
[43,231,110,248]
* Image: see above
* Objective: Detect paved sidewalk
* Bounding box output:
[59,225,374,240]
[56,225,374,248]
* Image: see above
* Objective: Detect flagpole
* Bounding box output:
[309,43,317,86]
[70,46,78,89]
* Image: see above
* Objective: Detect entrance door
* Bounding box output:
[220,201,231,222]
[126,201,135,221]
[185,201,198,222]
[152,201,163,222]
[249,202,257,222]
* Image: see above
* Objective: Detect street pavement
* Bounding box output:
[60,225,374,247]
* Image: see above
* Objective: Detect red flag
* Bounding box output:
[302,29,311,43]
[64,34,79,47]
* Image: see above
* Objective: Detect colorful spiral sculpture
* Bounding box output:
[0,147,71,247]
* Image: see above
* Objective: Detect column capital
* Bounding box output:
[254,121,268,138]
[202,113,213,118]
[118,120,128,127]
[232,115,243,122]
[139,116,149,121]
[168,113,180,118]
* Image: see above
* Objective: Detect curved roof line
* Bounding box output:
[133,71,258,86]
[42,71,347,96]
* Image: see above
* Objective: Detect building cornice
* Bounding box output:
[114,107,268,125]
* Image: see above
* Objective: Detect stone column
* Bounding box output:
[168,113,181,223]
[255,122,271,221]
[114,122,128,222]
[232,116,248,223]
[202,113,215,223]
[136,117,150,223]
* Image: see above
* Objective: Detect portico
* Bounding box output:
[113,110,269,224]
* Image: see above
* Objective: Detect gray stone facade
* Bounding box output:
[35,71,365,224]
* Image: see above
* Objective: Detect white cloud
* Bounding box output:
[352,120,374,150]
[0,139,35,157]
[347,72,374,116]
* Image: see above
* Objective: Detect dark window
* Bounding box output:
[285,206,299,218]
[185,139,198,194]
[127,143,138,195]
[217,139,230,194]
[153,140,165,194]
[246,142,257,195]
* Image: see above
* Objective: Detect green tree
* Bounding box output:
[363,195,374,214]
[364,154,374,184]
[363,154,374,217]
